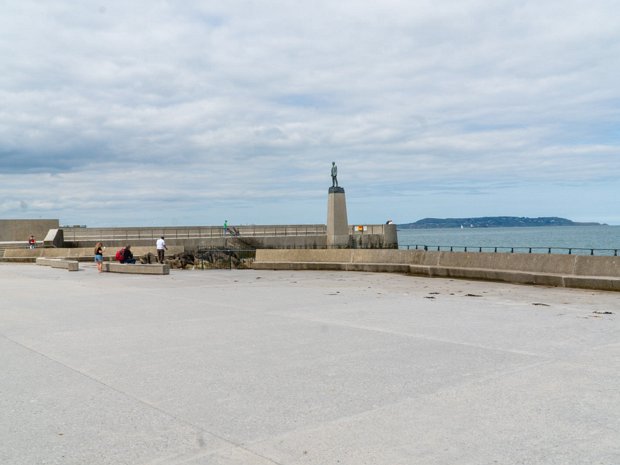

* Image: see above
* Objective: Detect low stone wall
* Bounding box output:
[35,257,79,271]
[253,249,620,291]
[102,263,169,275]
[2,246,185,262]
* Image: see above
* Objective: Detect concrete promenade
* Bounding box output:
[1,263,618,465]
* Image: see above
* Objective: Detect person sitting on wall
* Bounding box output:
[28,235,36,249]
[120,245,137,264]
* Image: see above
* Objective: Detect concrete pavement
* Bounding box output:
[1,262,618,465]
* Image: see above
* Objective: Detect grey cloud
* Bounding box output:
[1,0,619,224]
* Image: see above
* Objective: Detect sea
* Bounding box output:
[397,225,620,256]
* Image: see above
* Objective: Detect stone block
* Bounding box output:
[35,257,79,271]
[102,263,169,275]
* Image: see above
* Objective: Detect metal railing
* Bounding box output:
[62,225,328,242]
[61,224,391,242]
[400,244,619,256]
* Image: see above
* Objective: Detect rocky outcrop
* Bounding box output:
[139,250,254,270]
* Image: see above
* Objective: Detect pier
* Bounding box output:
[1,263,618,464]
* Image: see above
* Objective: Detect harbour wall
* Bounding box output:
[2,246,185,262]
[54,224,398,250]
[253,249,620,292]
[0,219,59,242]
[1,224,397,260]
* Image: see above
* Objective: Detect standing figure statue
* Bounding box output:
[331,161,338,187]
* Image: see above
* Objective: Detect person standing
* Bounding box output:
[223,219,228,236]
[156,236,167,263]
[28,235,36,249]
[94,242,104,272]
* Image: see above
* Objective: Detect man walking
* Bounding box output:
[156,236,167,263]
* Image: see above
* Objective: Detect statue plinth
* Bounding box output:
[326,185,349,248]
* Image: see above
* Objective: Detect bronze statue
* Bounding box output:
[331,162,338,187]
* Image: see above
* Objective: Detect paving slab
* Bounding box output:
[0,262,618,465]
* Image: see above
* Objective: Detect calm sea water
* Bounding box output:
[397,226,620,255]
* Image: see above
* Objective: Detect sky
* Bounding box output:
[1,0,619,227]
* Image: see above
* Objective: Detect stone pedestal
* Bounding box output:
[327,187,350,248]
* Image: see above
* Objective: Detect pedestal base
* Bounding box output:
[327,187,349,248]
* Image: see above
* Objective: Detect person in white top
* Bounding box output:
[156,236,167,263]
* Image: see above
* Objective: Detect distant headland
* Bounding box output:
[399,217,606,229]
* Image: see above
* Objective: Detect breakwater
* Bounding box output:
[1,223,398,261]
[56,224,397,250]
[253,248,620,292]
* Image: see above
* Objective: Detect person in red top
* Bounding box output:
[28,235,36,249]
[120,245,137,264]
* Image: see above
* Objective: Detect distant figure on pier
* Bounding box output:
[331,162,338,187]
[156,236,167,263]
[94,242,104,272]
[28,235,36,249]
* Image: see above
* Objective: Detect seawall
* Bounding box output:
[55,224,398,250]
[0,219,59,242]
[253,249,620,292]
[2,246,185,262]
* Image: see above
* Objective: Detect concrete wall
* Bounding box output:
[0,219,59,242]
[3,246,185,262]
[255,249,620,277]
[59,224,397,250]
[60,236,328,251]
[66,233,400,251]
[253,249,620,291]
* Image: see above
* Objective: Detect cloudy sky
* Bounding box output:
[1,0,619,226]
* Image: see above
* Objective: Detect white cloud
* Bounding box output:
[1,0,619,225]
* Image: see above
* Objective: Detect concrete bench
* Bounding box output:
[102,262,169,275]
[35,257,79,271]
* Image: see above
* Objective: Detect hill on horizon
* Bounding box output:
[398,216,605,229]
